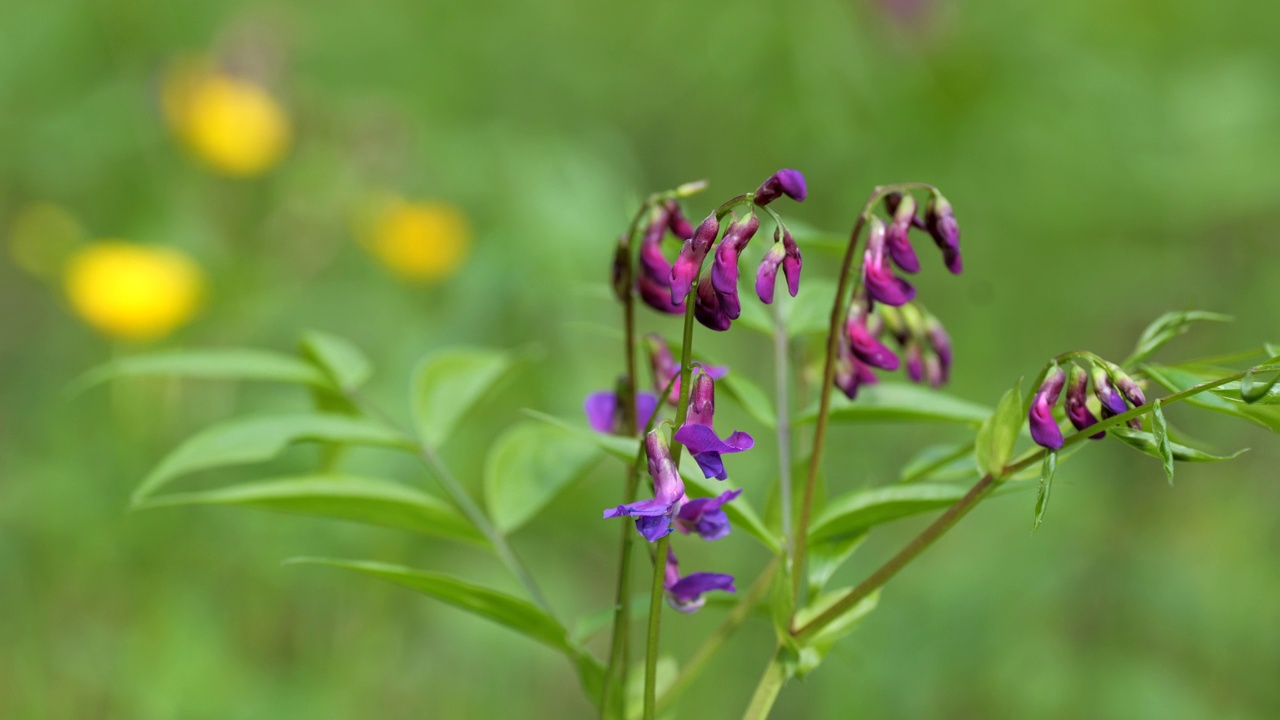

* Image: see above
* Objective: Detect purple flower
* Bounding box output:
[781,228,802,297]
[671,215,720,305]
[925,194,962,274]
[834,337,879,400]
[753,169,807,206]
[1066,365,1105,439]
[672,370,754,480]
[636,209,686,315]
[1091,366,1128,417]
[664,547,735,613]
[863,217,916,306]
[675,489,741,540]
[905,343,925,383]
[647,334,683,405]
[755,242,786,305]
[923,353,944,388]
[1111,367,1146,407]
[665,199,694,240]
[694,276,732,332]
[846,306,900,371]
[710,215,760,321]
[885,193,920,274]
[1029,366,1067,450]
[583,390,661,434]
[925,317,953,384]
[603,430,686,542]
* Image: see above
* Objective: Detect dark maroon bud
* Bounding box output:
[665,199,695,240]
[753,168,807,206]
[694,276,731,331]
[1029,366,1067,450]
[710,215,759,320]
[1065,365,1105,439]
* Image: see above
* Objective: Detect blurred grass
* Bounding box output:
[2,0,1280,717]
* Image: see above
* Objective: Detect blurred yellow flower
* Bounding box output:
[164,60,290,177]
[64,242,204,340]
[7,202,84,278]
[365,200,472,281]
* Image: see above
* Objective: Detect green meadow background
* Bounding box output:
[3,0,1279,717]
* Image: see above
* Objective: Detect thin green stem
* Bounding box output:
[773,302,794,550]
[741,650,788,720]
[644,534,672,720]
[658,558,779,714]
[792,363,1256,641]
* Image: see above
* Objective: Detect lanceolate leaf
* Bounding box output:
[413,347,519,447]
[1108,426,1248,463]
[975,381,1023,479]
[67,349,327,395]
[798,383,991,426]
[898,442,977,484]
[483,422,602,533]
[718,371,778,429]
[1123,310,1232,368]
[1144,364,1280,431]
[1152,401,1175,486]
[807,532,867,596]
[810,484,981,543]
[792,588,880,677]
[299,331,373,393]
[132,413,412,504]
[136,475,485,544]
[1033,452,1057,531]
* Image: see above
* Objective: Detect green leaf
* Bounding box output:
[1152,401,1174,486]
[132,413,412,503]
[797,382,991,426]
[285,557,571,650]
[975,380,1024,480]
[898,442,977,484]
[792,588,880,677]
[1144,364,1280,431]
[1241,368,1280,404]
[299,331,373,393]
[1123,311,1232,367]
[809,484,974,543]
[736,278,837,338]
[1108,426,1248,463]
[1033,452,1057,531]
[413,347,519,447]
[67,348,327,395]
[718,372,778,429]
[522,410,640,462]
[136,474,485,545]
[807,532,867,596]
[483,422,602,533]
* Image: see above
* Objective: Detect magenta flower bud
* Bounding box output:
[905,343,925,383]
[664,547,735,613]
[781,228,802,297]
[925,317,953,382]
[885,191,927,230]
[834,338,879,400]
[885,193,920,274]
[694,276,732,331]
[924,193,962,274]
[710,215,760,321]
[755,242,787,304]
[923,353,944,388]
[673,369,754,480]
[686,370,716,426]
[752,168,807,206]
[665,199,695,240]
[1111,367,1146,407]
[1029,366,1067,450]
[603,429,686,541]
[675,488,741,540]
[1091,366,1128,417]
[646,334,682,405]
[670,215,720,305]
[863,217,916,306]
[1065,365,1105,439]
[846,306,900,371]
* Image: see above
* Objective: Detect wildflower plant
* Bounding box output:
[77,170,1280,719]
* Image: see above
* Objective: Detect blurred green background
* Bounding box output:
[3,0,1279,717]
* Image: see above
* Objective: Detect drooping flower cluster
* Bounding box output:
[1029,359,1147,450]
[834,298,953,399]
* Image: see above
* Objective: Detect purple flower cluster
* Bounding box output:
[833,299,953,399]
[1029,360,1147,450]
[864,190,964,308]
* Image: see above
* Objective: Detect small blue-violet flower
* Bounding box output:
[675,488,742,540]
[672,370,754,480]
[1029,365,1067,450]
[664,547,736,613]
[863,216,917,306]
[1066,365,1105,439]
[753,169,807,206]
[603,429,686,541]
[583,389,660,435]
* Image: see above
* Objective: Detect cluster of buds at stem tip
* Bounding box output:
[1029,358,1148,450]
[880,189,964,278]
[834,297,953,399]
[632,199,698,315]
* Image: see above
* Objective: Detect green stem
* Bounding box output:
[741,650,788,720]
[792,182,936,607]
[658,558,779,714]
[773,302,794,550]
[792,363,1256,641]
[644,533,672,720]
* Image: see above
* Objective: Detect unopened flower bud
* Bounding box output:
[1065,365,1105,439]
[923,353,944,388]
[781,228,802,297]
[924,193,962,274]
[694,276,731,331]
[885,191,926,230]
[670,215,720,305]
[863,217,916,306]
[846,304,900,370]
[834,337,879,400]
[665,200,694,240]
[755,241,787,305]
[752,168,807,206]
[710,215,759,321]
[687,370,716,426]
[1110,366,1146,407]
[646,334,682,405]
[905,342,925,383]
[1091,366,1128,417]
[885,193,920,273]
[925,316,952,384]
[1029,366,1067,450]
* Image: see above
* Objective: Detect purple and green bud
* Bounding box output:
[905,342,925,383]
[885,191,927,230]
[923,353,944,388]
[846,305,901,371]
[1110,366,1146,407]
[694,276,732,331]
[834,336,879,400]
[925,316,952,384]
[674,488,741,540]
[863,216,917,306]
[670,215,720,305]
[781,228,802,297]
[1029,366,1067,450]
[603,429,686,541]
[1065,365,1105,439]
[885,193,921,274]
[924,193,962,274]
[710,215,760,321]
[755,241,787,304]
[1091,366,1128,417]
[664,547,735,613]
[672,370,754,480]
[752,168,808,206]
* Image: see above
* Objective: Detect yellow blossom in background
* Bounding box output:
[163,59,290,177]
[64,242,204,340]
[7,202,84,279]
[362,199,472,281]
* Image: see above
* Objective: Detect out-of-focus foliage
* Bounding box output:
[2,0,1279,718]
